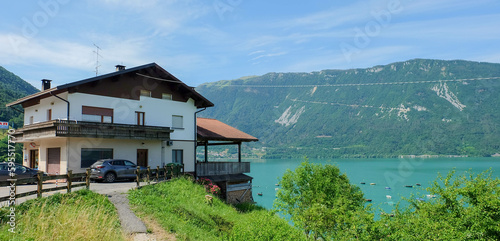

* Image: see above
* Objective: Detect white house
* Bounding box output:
[6,63,213,175]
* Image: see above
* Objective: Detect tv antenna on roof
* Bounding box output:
[93,43,103,76]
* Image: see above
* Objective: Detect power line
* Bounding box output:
[227,76,500,88]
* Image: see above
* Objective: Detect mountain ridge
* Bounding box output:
[196,59,500,158]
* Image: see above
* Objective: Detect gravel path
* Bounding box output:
[107,191,148,234]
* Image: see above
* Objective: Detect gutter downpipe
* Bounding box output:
[194,107,206,178]
[50,92,70,121]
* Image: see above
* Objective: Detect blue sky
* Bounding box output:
[1,0,500,89]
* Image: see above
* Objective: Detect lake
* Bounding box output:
[248,157,500,215]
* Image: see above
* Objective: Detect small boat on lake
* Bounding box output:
[360,182,366,184]
[370,183,376,185]
[385,187,391,189]
[257,193,263,196]
[365,199,372,202]
[416,183,421,186]
[386,195,392,199]
[405,185,413,188]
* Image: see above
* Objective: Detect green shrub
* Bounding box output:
[376,169,500,240]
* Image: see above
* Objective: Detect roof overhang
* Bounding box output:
[6,63,214,108]
[197,118,258,142]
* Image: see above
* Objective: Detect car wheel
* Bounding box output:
[104,172,116,183]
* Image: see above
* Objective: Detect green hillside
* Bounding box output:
[0,66,39,128]
[197,59,500,158]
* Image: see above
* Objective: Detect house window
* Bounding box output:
[82,106,113,123]
[136,112,145,126]
[162,93,172,100]
[81,148,113,168]
[29,116,34,125]
[172,115,183,129]
[47,109,52,121]
[172,150,183,164]
[140,90,151,97]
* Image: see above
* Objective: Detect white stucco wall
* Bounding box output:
[24,137,68,174]
[21,92,199,174]
[24,92,69,125]
[67,93,196,140]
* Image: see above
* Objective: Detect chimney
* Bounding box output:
[41,79,52,91]
[115,65,126,71]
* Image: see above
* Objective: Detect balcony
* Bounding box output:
[196,162,250,176]
[13,120,173,141]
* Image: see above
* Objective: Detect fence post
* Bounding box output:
[136,166,140,187]
[147,166,151,185]
[86,168,90,190]
[37,171,43,198]
[156,166,159,182]
[164,166,168,180]
[67,170,72,193]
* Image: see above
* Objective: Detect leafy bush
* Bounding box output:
[377,169,500,240]
[196,177,221,195]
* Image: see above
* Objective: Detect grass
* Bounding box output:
[0,189,125,241]
[128,177,307,240]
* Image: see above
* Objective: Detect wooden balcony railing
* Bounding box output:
[14,120,173,141]
[196,162,250,176]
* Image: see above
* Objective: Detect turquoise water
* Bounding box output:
[249,157,500,214]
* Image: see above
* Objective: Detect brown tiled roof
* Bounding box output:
[6,63,213,108]
[197,118,258,142]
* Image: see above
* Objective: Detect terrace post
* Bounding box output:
[156,166,160,182]
[67,170,72,193]
[37,171,43,198]
[238,142,241,162]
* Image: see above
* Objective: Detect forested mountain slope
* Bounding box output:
[0,66,39,128]
[197,59,500,158]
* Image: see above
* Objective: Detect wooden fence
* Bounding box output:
[0,169,91,203]
[0,164,184,204]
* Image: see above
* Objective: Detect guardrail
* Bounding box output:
[0,169,91,203]
[196,162,250,176]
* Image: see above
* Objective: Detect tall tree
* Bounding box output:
[274,160,375,239]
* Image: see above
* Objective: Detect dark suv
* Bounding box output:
[90,159,149,183]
